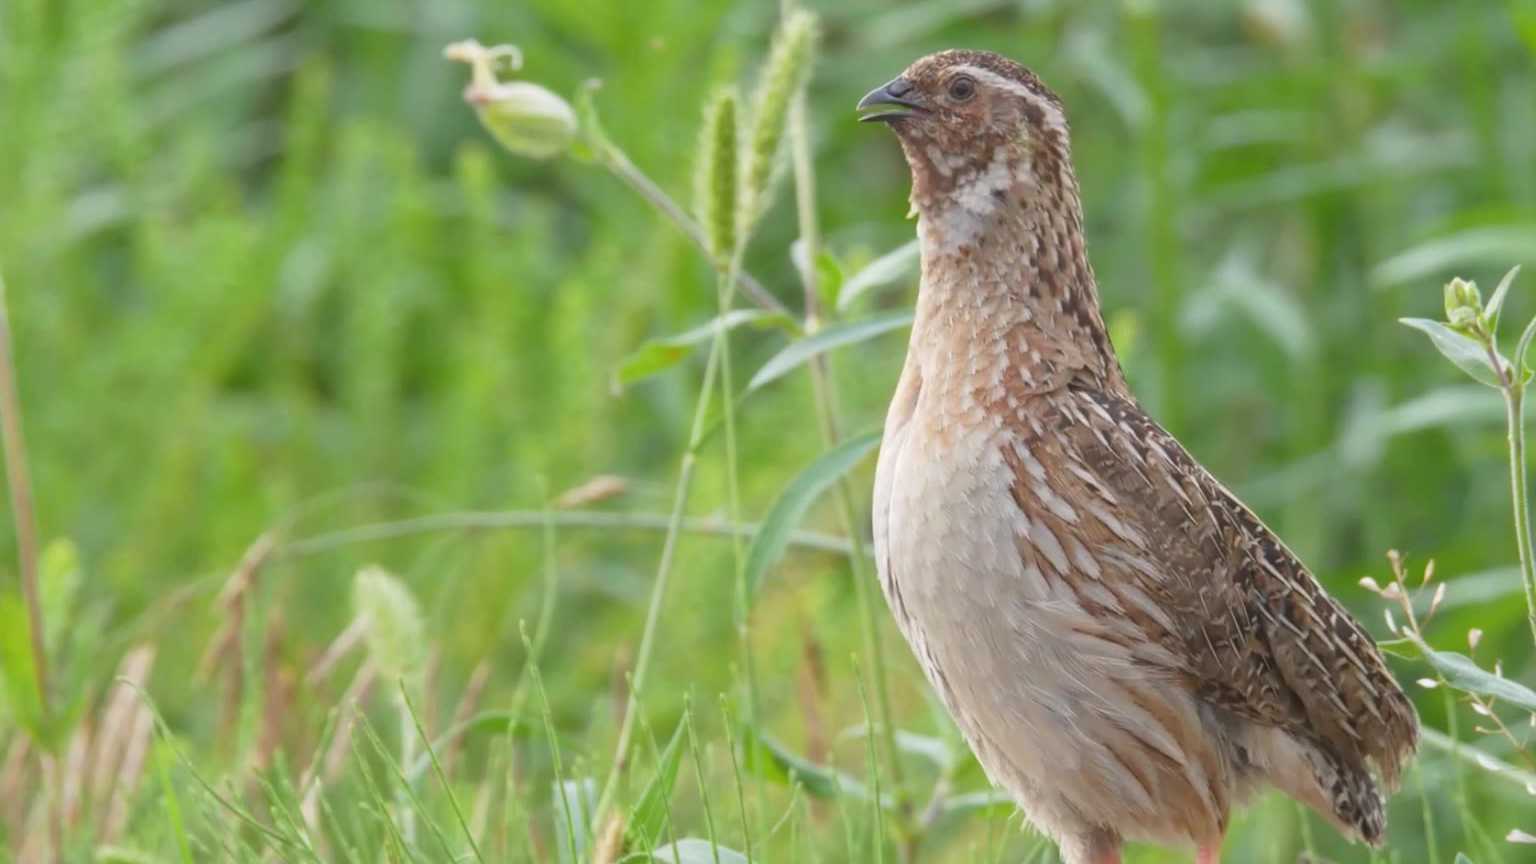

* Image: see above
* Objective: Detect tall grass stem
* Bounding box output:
[1500,382,1536,650]
[0,266,47,719]
[776,2,905,805]
[591,335,725,832]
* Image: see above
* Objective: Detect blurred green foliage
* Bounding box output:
[2,0,1536,861]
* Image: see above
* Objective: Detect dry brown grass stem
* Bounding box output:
[440,658,491,779]
[305,615,367,688]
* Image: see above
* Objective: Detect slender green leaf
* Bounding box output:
[838,723,952,769]
[648,839,748,864]
[744,431,880,598]
[405,710,537,781]
[615,310,789,389]
[39,538,80,655]
[939,789,1015,819]
[742,725,885,806]
[1421,728,1536,792]
[1407,634,1536,711]
[1373,225,1536,288]
[790,238,845,312]
[0,591,42,738]
[836,240,919,312]
[1517,314,1536,378]
[1214,260,1315,359]
[1484,264,1522,333]
[553,777,597,864]
[1400,318,1504,388]
[1375,638,1421,660]
[1456,853,1475,864]
[748,310,912,391]
[626,719,687,849]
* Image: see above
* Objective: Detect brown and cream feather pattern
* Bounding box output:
[866,50,1417,864]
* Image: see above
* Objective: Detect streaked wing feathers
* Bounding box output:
[1043,384,1418,789]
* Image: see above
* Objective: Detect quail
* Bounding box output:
[860,50,1418,864]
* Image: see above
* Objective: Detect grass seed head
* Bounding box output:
[694,88,740,265]
[353,566,426,685]
[738,10,817,235]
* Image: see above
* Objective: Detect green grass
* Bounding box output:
[2,0,1536,861]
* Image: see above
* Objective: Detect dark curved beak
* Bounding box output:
[857,77,925,123]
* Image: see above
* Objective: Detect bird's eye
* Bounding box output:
[947,76,976,101]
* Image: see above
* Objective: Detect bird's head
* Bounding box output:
[858,50,1073,218]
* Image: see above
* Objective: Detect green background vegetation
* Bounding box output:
[2,0,1536,861]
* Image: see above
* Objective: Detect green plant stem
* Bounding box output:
[1419,726,1536,790]
[397,691,418,847]
[1502,380,1536,650]
[596,142,792,320]
[779,31,907,812]
[717,246,764,789]
[591,334,725,834]
[276,509,855,559]
[0,266,47,719]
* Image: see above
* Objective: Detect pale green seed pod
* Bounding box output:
[1444,276,1483,331]
[468,80,577,160]
[446,38,576,160]
[739,10,817,233]
[693,89,739,265]
[353,565,426,684]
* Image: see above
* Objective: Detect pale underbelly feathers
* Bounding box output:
[873,402,1231,849]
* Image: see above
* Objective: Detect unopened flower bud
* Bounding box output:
[1443,276,1483,331]
[446,39,576,160]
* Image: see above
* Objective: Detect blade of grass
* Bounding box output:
[401,682,487,864]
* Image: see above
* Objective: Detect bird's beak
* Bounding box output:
[857,77,926,123]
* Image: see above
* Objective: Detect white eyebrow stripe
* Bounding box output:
[949,63,1070,138]
[951,64,1037,99]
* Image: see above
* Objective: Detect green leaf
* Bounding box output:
[40,537,81,655]
[648,839,748,864]
[1420,727,1536,793]
[0,591,43,739]
[1372,225,1536,288]
[838,723,952,769]
[626,720,687,849]
[1193,256,1314,360]
[748,310,912,392]
[1399,318,1505,388]
[742,725,884,805]
[1484,264,1522,333]
[614,310,788,390]
[939,789,1015,819]
[405,710,539,782]
[571,80,613,163]
[553,777,596,864]
[836,239,919,312]
[744,431,880,598]
[1407,633,1536,712]
[1456,853,1475,864]
[1374,637,1421,660]
[789,239,845,313]
[1517,314,1536,380]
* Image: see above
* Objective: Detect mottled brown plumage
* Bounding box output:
[862,50,1417,864]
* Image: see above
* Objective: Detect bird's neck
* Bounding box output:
[908,173,1125,398]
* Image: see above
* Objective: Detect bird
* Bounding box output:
[860,50,1418,864]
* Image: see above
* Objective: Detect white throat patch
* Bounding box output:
[921,147,1019,248]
